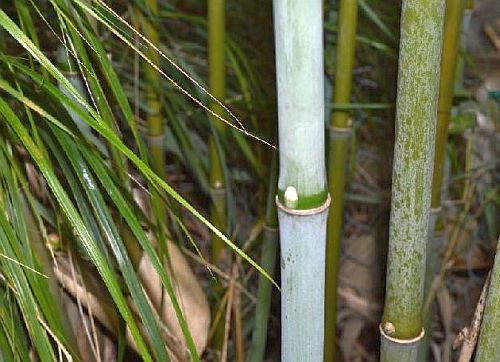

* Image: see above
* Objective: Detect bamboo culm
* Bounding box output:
[274,0,329,360]
[208,0,227,265]
[207,0,228,354]
[249,153,278,362]
[380,0,445,360]
[325,1,359,360]
[138,0,173,237]
[475,236,500,361]
[418,1,465,360]
[431,0,465,210]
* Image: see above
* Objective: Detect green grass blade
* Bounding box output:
[53,128,169,361]
[0,97,153,361]
[0,8,277,289]
[83,147,200,361]
[0,198,55,361]
[0,61,277,291]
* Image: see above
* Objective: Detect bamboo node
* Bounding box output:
[147,134,164,146]
[329,123,353,134]
[430,206,442,214]
[276,194,331,216]
[210,186,226,195]
[379,323,425,344]
[263,224,279,232]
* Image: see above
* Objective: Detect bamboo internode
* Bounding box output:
[419,2,465,360]
[273,0,329,360]
[476,239,500,361]
[325,2,359,360]
[381,0,445,360]
[208,0,227,266]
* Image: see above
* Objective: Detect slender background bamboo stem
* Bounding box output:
[250,153,278,362]
[208,0,227,266]
[207,0,228,355]
[432,0,465,211]
[140,0,171,236]
[325,1,359,360]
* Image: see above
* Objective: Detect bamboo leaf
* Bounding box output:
[83,146,200,360]
[0,59,277,291]
[53,128,170,361]
[0,97,154,361]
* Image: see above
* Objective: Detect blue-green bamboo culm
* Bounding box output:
[380,0,445,361]
[273,0,330,360]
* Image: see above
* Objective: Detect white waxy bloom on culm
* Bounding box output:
[273,0,329,360]
[380,0,445,361]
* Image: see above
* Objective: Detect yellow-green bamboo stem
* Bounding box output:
[208,0,227,265]
[325,1,358,360]
[140,1,168,230]
[418,2,465,361]
[209,138,226,264]
[325,129,350,361]
[207,0,227,355]
[380,0,445,360]
[330,0,359,130]
[431,0,465,210]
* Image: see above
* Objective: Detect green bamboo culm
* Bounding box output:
[380,0,445,361]
[274,0,330,360]
[418,1,465,361]
[141,0,168,229]
[249,152,278,362]
[325,1,359,360]
[431,0,465,212]
[207,0,228,355]
[475,237,500,361]
[208,0,227,265]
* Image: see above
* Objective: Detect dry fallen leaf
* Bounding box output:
[137,239,211,358]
